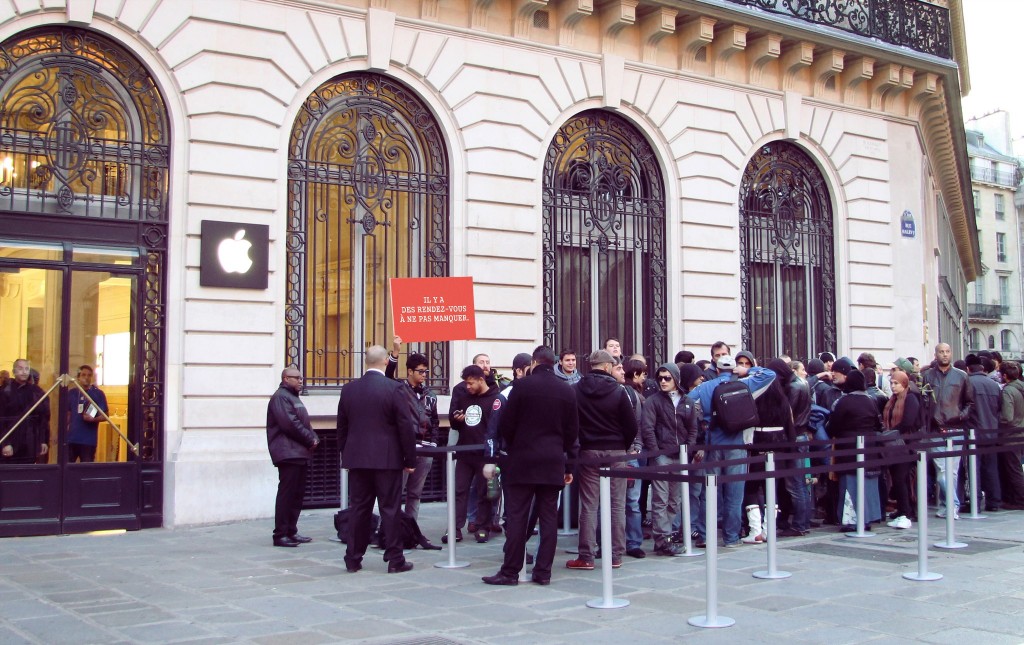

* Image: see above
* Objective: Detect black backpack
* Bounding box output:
[711,378,760,435]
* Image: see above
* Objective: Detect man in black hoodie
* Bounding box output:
[566,349,637,570]
[447,364,501,543]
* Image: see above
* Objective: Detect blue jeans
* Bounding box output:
[706,447,747,545]
[625,458,643,550]
[930,443,961,511]
[690,478,705,540]
[784,437,811,532]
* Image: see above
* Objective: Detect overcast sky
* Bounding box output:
[960,1,1024,149]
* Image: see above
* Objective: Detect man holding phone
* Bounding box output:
[67,365,108,463]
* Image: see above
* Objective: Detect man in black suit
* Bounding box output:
[338,345,418,573]
[482,345,579,586]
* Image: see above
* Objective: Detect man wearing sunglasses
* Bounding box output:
[386,336,440,523]
[266,367,320,547]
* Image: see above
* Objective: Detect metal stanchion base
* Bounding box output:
[688,615,735,628]
[844,530,877,539]
[752,569,791,580]
[586,597,630,609]
[903,571,943,581]
[933,541,968,550]
[961,513,987,520]
[557,529,578,536]
[677,549,705,558]
[434,560,471,569]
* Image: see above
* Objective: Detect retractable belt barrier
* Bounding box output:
[398,427,1024,628]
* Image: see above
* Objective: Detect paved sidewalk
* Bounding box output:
[2,502,1024,644]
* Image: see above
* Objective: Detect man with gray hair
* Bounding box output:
[337,345,418,573]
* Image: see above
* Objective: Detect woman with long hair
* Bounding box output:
[881,370,920,529]
[741,359,794,543]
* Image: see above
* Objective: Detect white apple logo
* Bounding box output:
[217,229,254,274]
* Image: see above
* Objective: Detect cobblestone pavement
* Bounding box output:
[2,501,1024,644]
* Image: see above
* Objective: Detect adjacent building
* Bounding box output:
[0,0,979,534]
[964,113,1023,359]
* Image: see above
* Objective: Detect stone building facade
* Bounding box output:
[0,0,978,532]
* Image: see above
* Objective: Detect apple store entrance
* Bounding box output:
[0,238,142,536]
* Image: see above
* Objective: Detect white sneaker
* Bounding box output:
[936,508,960,520]
[887,516,912,529]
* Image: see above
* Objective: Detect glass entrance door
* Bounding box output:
[0,240,140,536]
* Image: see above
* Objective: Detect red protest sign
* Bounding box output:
[390,277,477,342]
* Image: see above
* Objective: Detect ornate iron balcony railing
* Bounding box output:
[970,166,1021,188]
[724,0,951,59]
[968,303,1007,321]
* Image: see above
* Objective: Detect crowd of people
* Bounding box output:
[266,338,1024,583]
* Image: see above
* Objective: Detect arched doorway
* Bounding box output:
[0,27,169,536]
[542,110,667,365]
[739,141,836,362]
[285,73,450,392]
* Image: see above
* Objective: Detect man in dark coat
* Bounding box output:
[337,345,418,573]
[0,359,50,464]
[266,367,319,547]
[482,346,579,586]
[967,355,1002,511]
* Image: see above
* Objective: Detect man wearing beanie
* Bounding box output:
[566,349,638,570]
[641,362,701,556]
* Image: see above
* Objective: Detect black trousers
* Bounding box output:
[346,467,404,567]
[69,443,96,463]
[998,447,1024,505]
[499,483,560,581]
[274,461,308,539]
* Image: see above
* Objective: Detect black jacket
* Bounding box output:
[266,384,318,465]
[497,364,579,486]
[921,365,974,429]
[640,389,700,453]
[574,370,637,451]
[383,356,439,444]
[0,380,50,458]
[337,370,418,470]
[826,391,881,465]
[787,379,812,433]
[968,369,1001,431]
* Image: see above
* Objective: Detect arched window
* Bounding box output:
[989,335,996,350]
[0,27,168,464]
[542,110,666,364]
[286,74,449,390]
[1001,329,1013,352]
[969,328,983,351]
[739,141,835,361]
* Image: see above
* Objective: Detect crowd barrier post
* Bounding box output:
[753,452,791,580]
[558,483,577,536]
[586,469,629,609]
[846,435,876,539]
[688,474,735,628]
[934,437,968,550]
[903,450,943,581]
[963,428,986,520]
[340,467,349,511]
[435,451,470,569]
[678,445,702,558]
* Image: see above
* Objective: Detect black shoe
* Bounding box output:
[482,573,519,586]
[475,529,489,543]
[777,528,806,537]
[526,553,534,565]
[626,547,646,559]
[531,575,550,586]
[344,558,362,573]
[986,506,1002,512]
[273,536,300,548]
[690,531,706,549]
[388,560,414,574]
[441,529,463,544]
[653,543,684,557]
[290,534,312,544]
[418,537,442,550]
